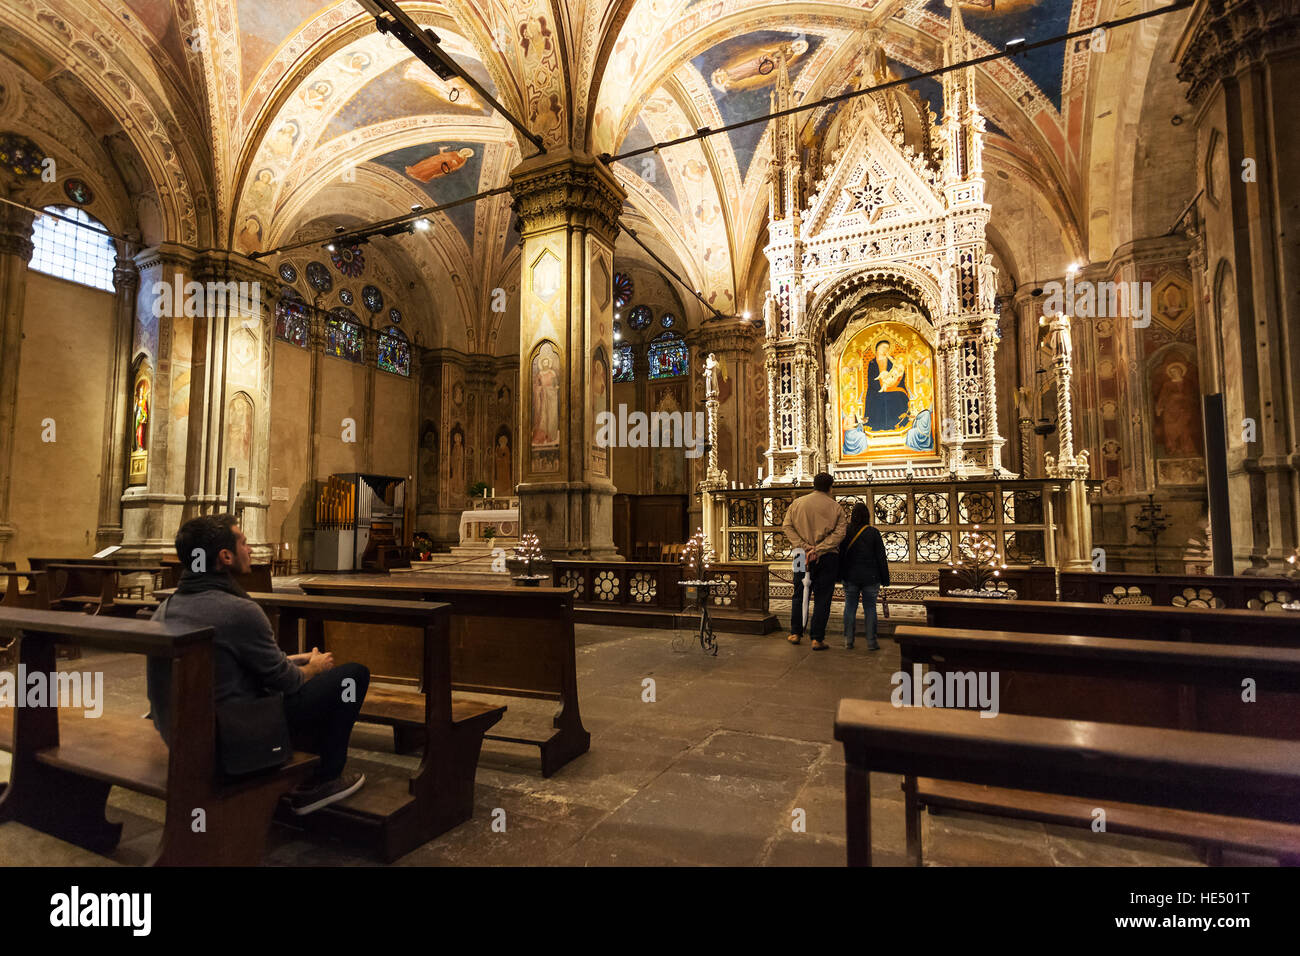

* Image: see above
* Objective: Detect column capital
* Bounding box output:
[113,255,140,293]
[0,204,34,262]
[509,148,626,242]
[693,314,762,356]
[1176,0,1300,105]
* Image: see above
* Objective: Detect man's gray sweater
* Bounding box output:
[147,589,305,745]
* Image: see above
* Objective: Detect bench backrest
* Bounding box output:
[894,625,1300,740]
[248,591,454,713]
[0,608,216,794]
[295,580,574,700]
[834,699,1300,826]
[924,596,1300,647]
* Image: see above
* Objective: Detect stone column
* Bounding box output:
[0,202,34,560]
[1043,312,1093,571]
[95,253,139,549]
[509,148,625,558]
[1177,0,1300,572]
[695,315,761,481]
[121,247,275,560]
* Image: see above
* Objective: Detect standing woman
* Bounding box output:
[839,503,891,650]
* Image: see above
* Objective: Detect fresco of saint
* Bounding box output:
[405,146,474,183]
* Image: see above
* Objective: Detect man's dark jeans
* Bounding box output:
[790,553,840,642]
[283,662,370,782]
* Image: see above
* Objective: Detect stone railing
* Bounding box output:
[1059,572,1299,611]
[552,560,768,615]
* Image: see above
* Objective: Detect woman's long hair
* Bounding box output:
[843,502,871,554]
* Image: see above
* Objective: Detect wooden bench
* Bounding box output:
[0,608,319,865]
[833,699,1300,867]
[893,625,1300,864]
[246,592,506,861]
[924,596,1300,647]
[295,578,590,777]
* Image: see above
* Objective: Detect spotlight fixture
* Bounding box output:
[413,218,431,232]
[326,243,337,252]
[742,311,751,319]
[1006,38,1027,53]
[410,205,423,212]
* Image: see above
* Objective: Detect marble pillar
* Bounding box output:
[509,148,625,559]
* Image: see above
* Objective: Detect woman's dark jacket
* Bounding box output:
[839,525,891,588]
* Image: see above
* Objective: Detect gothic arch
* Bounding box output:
[806,262,943,335]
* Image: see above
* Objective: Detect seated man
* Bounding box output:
[147,514,370,815]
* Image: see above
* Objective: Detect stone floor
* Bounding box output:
[0,600,1252,867]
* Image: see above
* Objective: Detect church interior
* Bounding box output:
[1,0,1299,875]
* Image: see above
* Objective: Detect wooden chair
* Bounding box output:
[892,625,1300,864]
[248,592,505,861]
[834,699,1300,867]
[0,608,318,865]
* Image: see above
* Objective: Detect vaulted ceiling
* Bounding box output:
[0,0,1197,339]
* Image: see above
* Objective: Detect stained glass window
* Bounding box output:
[378,325,410,376]
[362,284,383,313]
[339,288,354,306]
[30,206,116,292]
[330,243,365,277]
[647,331,688,379]
[275,294,309,348]
[325,310,364,362]
[613,343,634,382]
[660,312,676,328]
[628,305,652,330]
[278,262,298,283]
[306,261,332,292]
[613,271,633,307]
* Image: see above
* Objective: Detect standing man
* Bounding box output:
[782,472,847,651]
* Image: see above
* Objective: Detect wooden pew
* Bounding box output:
[892,625,1300,864]
[924,596,1300,647]
[2,569,49,609]
[247,592,506,861]
[834,699,1300,867]
[0,570,50,667]
[295,578,590,777]
[0,608,318,865]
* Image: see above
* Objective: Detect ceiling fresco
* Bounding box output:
[3,0,1161,331]
[371,141,487,251]
[688,28,825,179]
[921,0,1073,108]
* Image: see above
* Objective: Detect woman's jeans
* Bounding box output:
[842,583,879,648]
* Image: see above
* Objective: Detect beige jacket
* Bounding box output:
[782,490,847,556]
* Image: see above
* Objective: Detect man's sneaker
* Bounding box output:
[289,771,366,816]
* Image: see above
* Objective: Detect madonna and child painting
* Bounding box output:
[837,321,937,461]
